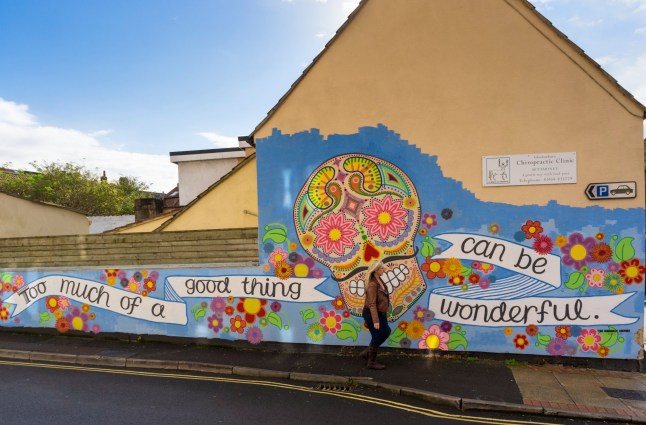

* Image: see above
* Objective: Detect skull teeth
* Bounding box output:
[348,279,366,297]
[379,265,410,293]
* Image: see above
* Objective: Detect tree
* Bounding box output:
[0,161,153,216]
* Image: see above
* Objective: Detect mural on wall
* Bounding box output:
[1,125,644,359]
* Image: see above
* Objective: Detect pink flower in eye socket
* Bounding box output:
[313,212,358,256]
[362,195,408,241]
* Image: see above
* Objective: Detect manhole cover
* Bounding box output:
[602,387,646,401]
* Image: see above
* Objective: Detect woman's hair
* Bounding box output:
[366,260,384,282]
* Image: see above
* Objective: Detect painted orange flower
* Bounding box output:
[55,318,70,333]
[521,220,543,239]
[331,296,345,310]
[596,346,609,358]
[235,298,267,324]
[398,321,409,332]
[405,319,425,339]
[230,315,247,334]
[45,296,59,313]
[555,235,567,247]
[442,258,463,277]
[555,325,571,340]
[0,306,9,321]
[421,258,445,279]
[504,327,513,336]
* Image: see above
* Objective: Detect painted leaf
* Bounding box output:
[600,327,618,347]
[267,312,283,329]
[564,272,585,290]
[300,308,315,323]
[39,311,52,324]
[262,228,287,244]
[388,327,406,344]
[447,332,468,350]
[460,266,473,277]
[336,321,358,342]
[536,332,551,346]
[420,241,434,258]
[612,237,635,263]
[191,306,206,321]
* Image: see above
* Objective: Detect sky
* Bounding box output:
[0,0,645,192]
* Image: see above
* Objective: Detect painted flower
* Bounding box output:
[300,234,314,247]
[230,315,247,334]
[596,345,609,358]
[313,211,358,255]
[236,298,267,324]
[270,301,282,313]
[288,242,298,252]
[274,262,293,280]
[412,306,426,322]
[418,324,450,350]
[478,278,490,289]
[521,220,543,239]
[448,275,465,286]
[440,321,452,333]
[45,296,59,313]
[143,278,157,292]
[468,273,480,285]
[577,328,602,352]
[423,310,435,322]
[404,197,417,208]
[514,334,530,350]
[331,296,345,310]
[268,247,289,267]
[555,235,567,247]
[12,275,24,288]
[603,273,624,294]
[564,343,578,356]
[608,262,620,272]
[488,223,500,235]
[421,213,438,230]
[503,327,513,336]
[561,233,595,270]
[547,338,566,356]
[127,277,141,293]
[362,195,408,241]
[441,208,453,220]
[319,310,343,334]
[55,318,70,333]
[82,304,90,313]
[91,324,101,334]
[207,313,224,333]
[618,258,645,284]
[66,307,89,332]
[585,268,605,288]
[442,258,463,277]
[246,326,263,345]
[225,305,235,316]
[555,325,571,340]
[471,262,495,274]
[210,297,227,313]
[405,318,425,339]
[58,297,71,311]
[591,243,612,263]
[400,338,412,348]
[307,323,325,342]
[421,258,446,279]
[0,306,9,321]
[525,324,538,336]
[533,235,553,255]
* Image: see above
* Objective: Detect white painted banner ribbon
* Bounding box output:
[5,274,331,326]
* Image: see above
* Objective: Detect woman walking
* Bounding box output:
[361,260,391,369]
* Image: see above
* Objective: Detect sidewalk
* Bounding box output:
[0,329,644,424]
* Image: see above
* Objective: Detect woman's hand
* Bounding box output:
[374,323,380,330]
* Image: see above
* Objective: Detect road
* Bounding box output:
[0,360,624,425]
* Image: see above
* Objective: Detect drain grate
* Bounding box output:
[602,387,646,401]
[313,383,352,392]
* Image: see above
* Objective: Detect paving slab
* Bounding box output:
[553,372,628,410]
[510,367,573,404]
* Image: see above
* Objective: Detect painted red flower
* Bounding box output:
[230,315,247,334]
[555,325,571,340]
[331,296,345,310]
[362,195,408,241]
[235,298,267,324]
[533,235,553,255]
[421,258,446,279]
[525,324,538,336]
[618,258,645,284]
[521,220,543,239]
[514,334,530,350]
[313,212,358,255]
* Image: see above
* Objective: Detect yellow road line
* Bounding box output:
[0,359,559,425]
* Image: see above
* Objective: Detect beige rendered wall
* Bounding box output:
[0,193,89,238]
[255,0,645,208]
[161,157,258,231]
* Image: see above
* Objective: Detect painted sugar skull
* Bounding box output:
[294,154,425,320]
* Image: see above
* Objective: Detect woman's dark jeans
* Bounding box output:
[362,309,391,347]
